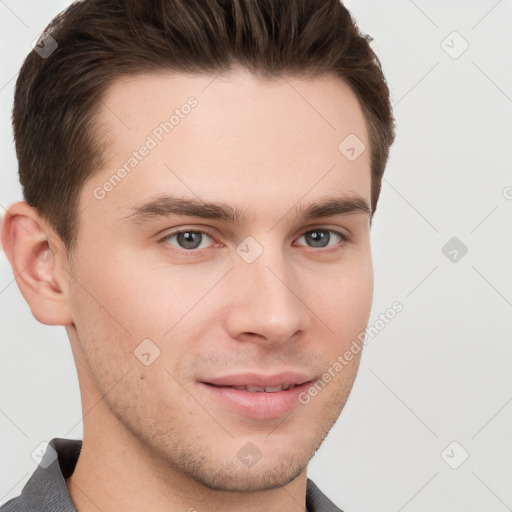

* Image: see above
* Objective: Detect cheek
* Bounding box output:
[67,255,155,390]
[72,254,171,338]
[339,265,373,325]
[69,272,186,409]
[304,256,373,341]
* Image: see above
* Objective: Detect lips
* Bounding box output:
[203,371,313,389]
[199,372,314,419]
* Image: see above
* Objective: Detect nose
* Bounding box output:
[224,246,311,346]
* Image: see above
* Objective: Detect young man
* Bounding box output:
[0,0,395,510]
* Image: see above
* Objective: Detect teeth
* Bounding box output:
[230,384,294,392]
[264,386,283,392]
[246,386,265,392]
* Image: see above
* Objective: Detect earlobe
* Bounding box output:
[0,201,74,326]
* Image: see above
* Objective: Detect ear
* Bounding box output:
[1,201,74,325]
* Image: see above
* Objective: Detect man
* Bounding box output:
[0,0,395,510]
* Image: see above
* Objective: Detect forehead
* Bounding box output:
[81,70,371,225]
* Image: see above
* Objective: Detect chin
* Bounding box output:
[160,436,314,493]
[188,454,307,493]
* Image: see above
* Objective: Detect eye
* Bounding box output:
[161,230,214,251]
[159,227,349,254]
[295,229,347,249]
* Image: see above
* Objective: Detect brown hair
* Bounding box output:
[13,0,395,255]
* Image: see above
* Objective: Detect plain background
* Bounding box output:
[1,1,511,511]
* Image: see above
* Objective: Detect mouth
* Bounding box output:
[198,372,314,420]
[207,381,307,392]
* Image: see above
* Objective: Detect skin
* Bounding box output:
[1,69,373,512]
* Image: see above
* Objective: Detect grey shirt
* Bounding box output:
[1,438,343,512]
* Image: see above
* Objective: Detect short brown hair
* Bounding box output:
[13,0,395,255]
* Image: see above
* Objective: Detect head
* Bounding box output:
[2,0,395,493]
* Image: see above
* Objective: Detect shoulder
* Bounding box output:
[0,438,81,512]
[306,478,345,512]
[0,494,28,512]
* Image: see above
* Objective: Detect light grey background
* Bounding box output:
[1,1,511,511]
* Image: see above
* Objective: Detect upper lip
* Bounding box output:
[201,371,313,388]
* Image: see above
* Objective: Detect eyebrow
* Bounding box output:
[121,193,372,225]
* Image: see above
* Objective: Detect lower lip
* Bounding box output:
[198,381,312,420]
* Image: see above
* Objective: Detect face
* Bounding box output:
[66,69,373,492]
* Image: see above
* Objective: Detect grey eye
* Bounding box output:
[163,231,213,250]
[297,230,344,248]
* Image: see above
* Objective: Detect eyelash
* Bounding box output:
[158,228,350,254]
